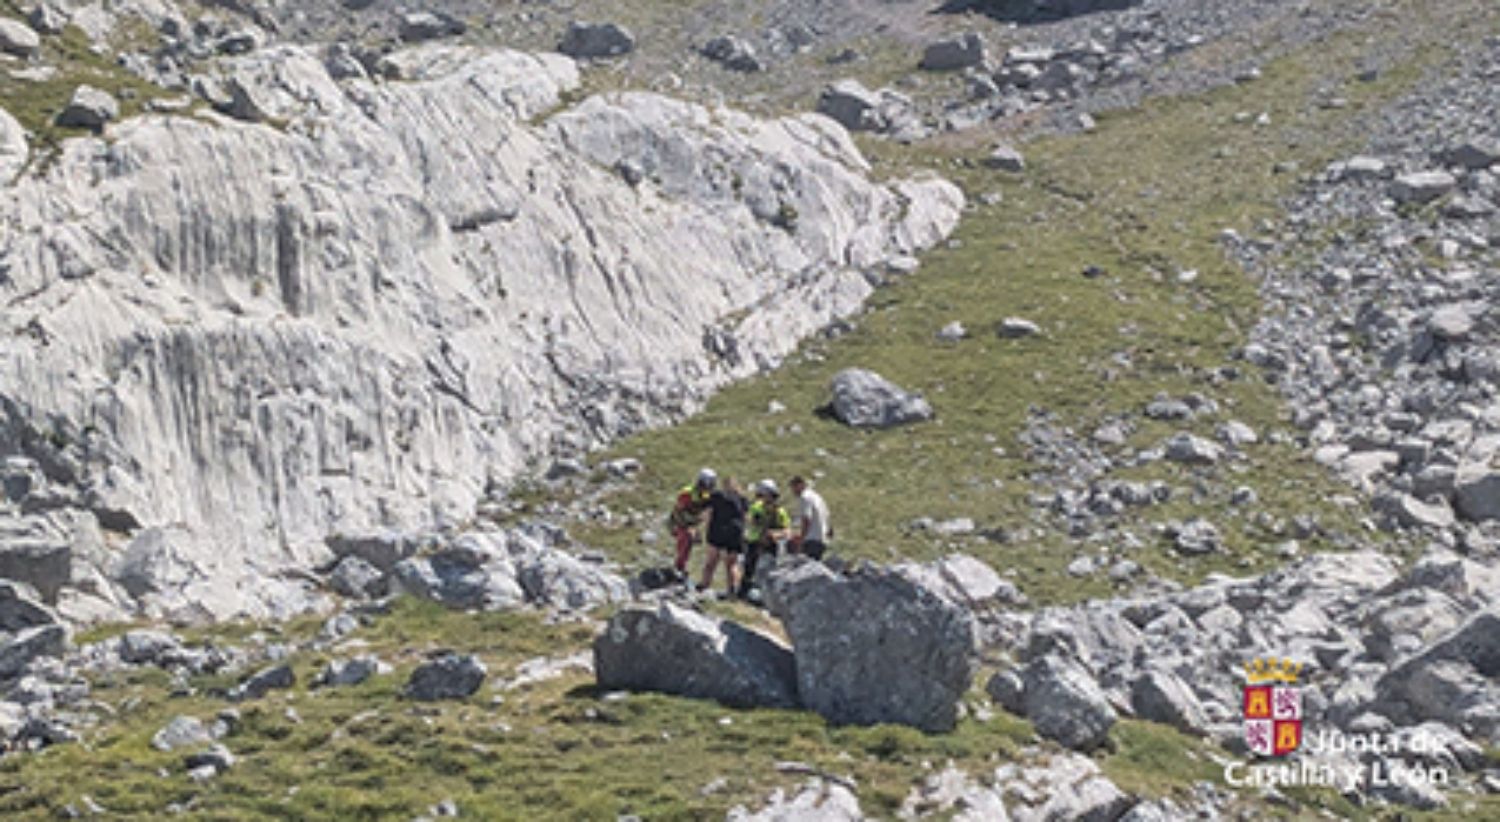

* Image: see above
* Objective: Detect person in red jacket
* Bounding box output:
[669,468,717,578]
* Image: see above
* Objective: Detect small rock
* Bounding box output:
[152,715,212,752]
[1131,670,1208,734]
[997,317,1041,338]
[1389,171,1457,204]
[183,744,235,774]
[406,654,487,701]
[984,144,1025,172]
[314,655,388,688]
[227,664,294,702]
[328,555,387,600]
[936,321,968,342]
[55,85,119,132]
[920,32,987,71]
[0,18,41,58]
[398,12,464,43]
[1164,433,1223,465]
[559,21,635,58]
[1442,138,1500,170]
[701,35,762,72]
[1173,519,1222,555]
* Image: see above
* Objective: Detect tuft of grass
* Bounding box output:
[1100,720,1225,800]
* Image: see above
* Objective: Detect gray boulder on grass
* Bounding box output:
[227,664,294,702]
[766,559,976,732]
[559,21,635,58]
[826,368,932,429]
[702,36,762,72]
[152,715,213,752]
[594,602,797,708]
[920,32,987,71]
[55,85,119,131]
[816,80,884,132]
[406,654,487,701]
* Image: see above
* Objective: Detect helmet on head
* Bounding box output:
[756,478,779,499]
[696,468,718,489]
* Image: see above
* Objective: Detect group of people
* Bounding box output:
[668,468,831,600]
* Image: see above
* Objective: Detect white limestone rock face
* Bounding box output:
[0,106,26,184]
[0,45,962,621]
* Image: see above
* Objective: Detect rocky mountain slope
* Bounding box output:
[0,20,960,622]
[1,0,1499,819]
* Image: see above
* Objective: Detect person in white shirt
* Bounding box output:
[789,475,831,561]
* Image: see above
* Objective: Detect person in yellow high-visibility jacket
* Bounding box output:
[737,479,791,599]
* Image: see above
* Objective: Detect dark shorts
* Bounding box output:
[802,540,827,560]
[708,533,745,554]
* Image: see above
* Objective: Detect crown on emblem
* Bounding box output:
[1243,657,1303,685]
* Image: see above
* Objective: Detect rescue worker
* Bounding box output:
[737,478,791,600]
[669,468,716,579]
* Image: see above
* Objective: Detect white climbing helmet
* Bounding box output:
[696,468,718,489]
[756,478,779,498]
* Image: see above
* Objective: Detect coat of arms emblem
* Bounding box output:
[1243,658,1304,757]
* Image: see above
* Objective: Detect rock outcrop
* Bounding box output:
[594,601,798,709]
[767,559,977,732]
[0,43,962,621]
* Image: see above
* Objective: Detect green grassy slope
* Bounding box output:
[554,1,1494,607]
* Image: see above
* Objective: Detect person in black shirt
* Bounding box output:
[698,476,748,596]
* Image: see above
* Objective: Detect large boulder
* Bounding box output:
[594,602,797,709]
[767,560,976,732]
[1376,610,1500,737]
[559,21,635,58]
[826,368,933,430]
[1019,655,1117,751]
